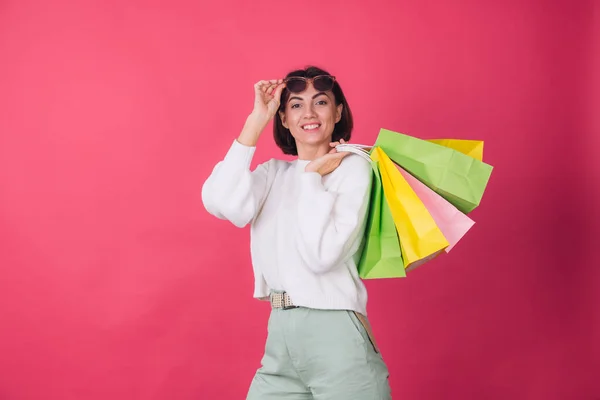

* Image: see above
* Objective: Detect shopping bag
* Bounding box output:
[427,139,484,161]
[374,129,493,214]
[396,164,475,252]
[356,157,406,279]
[373,147,449,270]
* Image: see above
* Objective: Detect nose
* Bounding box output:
[302,103,317,118]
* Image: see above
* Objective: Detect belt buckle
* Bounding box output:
[282,292,297,310]
[271,292,296,310]
[271,292,284,309]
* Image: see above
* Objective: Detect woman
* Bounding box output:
[202,66,392,399]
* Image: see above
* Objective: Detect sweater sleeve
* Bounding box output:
[201,139,272,228]
[294,155,373,274]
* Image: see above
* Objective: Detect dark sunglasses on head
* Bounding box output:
[283,75,336,93]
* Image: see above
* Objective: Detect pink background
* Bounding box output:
[1,1,598,399]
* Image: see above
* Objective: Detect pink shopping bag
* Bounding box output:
[396,165,475,252]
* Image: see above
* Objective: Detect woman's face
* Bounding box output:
[279,83,343,148]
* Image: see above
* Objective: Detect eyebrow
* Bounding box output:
[288,92,329,102]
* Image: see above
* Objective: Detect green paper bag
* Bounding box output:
[374,129,493,214]
[357,159,406,279]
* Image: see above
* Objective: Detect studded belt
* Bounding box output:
[270,292,298,309]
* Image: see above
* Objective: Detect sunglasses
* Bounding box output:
[283,75,336,93]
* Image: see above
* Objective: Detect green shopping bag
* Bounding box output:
[374,129,494,214]
[357,159,406,279]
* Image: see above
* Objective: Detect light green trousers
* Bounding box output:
[246,306,392,399]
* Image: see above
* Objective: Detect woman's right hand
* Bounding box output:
[250,79,286,126]
[238,79,286,147]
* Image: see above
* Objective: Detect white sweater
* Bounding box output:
[201,139,373,316]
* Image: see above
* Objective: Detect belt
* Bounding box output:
[270,292,298,309]
[269,291,380,352]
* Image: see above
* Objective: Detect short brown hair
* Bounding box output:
[274,66,354,156]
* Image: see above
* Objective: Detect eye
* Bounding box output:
[290,103,301,109]
[316,100,327,106]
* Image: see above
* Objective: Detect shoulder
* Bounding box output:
[260,157,290,170]
[253,157,292,177]
[331,153,372,189]
[337,153,372,179]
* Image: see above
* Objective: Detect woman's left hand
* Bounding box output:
[305,140,350,176]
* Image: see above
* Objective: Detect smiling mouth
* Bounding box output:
[302,123,321,130]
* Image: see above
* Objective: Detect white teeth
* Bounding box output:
[303,124,320,130]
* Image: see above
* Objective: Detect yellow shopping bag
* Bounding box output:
[426,139,484,161]
[373,147,450,271]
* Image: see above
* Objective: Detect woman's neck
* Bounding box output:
[296,142,331,161]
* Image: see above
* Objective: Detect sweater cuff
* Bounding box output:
[224,139,256,168]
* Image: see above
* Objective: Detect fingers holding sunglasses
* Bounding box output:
[255,80,279,91]
[257,80,283,96]
[266,83,285,112]
[250,79,286,125]
[271,80,286,94]
[272,82,285,101]
[254,80,267,90]
[266,84,277,95]
[255,80,284,102]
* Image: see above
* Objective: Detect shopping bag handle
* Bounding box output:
[335,144,372,163]
[338,143,372,150]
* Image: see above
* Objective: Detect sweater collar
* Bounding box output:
[294,159,311,172]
